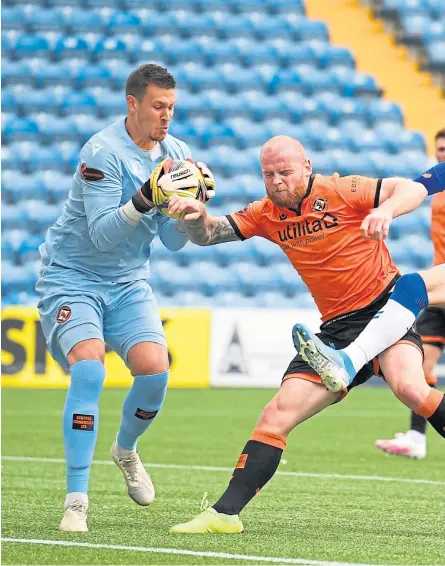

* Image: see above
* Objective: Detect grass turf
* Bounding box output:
[2,387,445,565]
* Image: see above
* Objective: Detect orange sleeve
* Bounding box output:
[226,201,265,240]
[335,174,382,213]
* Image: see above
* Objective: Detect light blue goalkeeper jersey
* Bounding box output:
[39,117,191,282]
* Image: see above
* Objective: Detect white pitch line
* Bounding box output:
[2,456,443,486]
[0,537,402,566]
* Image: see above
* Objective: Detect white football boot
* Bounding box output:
[60,493,88,532]
[111,440,155,506]
[375,430,426,459]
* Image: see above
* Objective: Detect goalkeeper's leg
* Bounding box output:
[105,282,169,507]
[170,378,341,534]
[38,292,106,533]
[63,339,106,533]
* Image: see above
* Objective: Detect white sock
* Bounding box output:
[407,430,426,445]
[65,492,88,508]
[343,299,416,372]
[115,441,136,457]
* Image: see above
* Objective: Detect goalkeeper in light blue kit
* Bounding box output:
[36,64,215,533]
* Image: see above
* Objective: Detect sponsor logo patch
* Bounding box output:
[81,163,105,182]
[312,197,327,212]
[422,172,432,178]
[235,454,248,469]
[279,213,288,220]
[72,414,94,431]
[135,408,158,420]
[56,305,71,324]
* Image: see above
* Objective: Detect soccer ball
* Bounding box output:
[155,158,206,219]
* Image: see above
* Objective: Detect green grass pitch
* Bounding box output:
[2,387,445,565]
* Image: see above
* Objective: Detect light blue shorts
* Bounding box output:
[36,266,166,369]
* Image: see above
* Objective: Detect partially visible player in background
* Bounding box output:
[36,63,215,532]
[375,129,445,458]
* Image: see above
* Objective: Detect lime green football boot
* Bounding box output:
[170,507,244,534]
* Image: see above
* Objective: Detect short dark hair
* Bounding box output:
[435,129,445,141]
[126,64,176,100]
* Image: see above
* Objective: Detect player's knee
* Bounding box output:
[67,339,105,366]
[257,399,280,430]
[393,378,430,411]
[127,342,169,376]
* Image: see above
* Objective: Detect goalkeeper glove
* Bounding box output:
[132,158,201,214]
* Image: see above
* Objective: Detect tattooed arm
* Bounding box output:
[169,195,240,245]
[187,214,240,245]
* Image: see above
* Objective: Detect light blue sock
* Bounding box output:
[116,371,169,450]
[63,360,105,495]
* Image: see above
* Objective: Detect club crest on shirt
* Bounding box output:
[312,197,327,212]
[56,305,72,324]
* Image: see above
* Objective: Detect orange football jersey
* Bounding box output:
[431,192,445,266]
[227,173,399,322]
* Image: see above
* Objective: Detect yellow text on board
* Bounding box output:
[1,307,210,388]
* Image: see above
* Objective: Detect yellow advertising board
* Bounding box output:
[1,307,210,388]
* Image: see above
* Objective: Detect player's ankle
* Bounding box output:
[65,492,88,508]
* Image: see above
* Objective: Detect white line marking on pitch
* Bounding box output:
[0,537,402,566]
[2,456,443,486]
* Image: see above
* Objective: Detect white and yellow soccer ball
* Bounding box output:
[153,158,207,219]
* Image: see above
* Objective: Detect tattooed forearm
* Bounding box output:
[186,215,240,245]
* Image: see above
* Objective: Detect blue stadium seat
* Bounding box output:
[2,32,14,58]
[270,68,305,95]
[1,204,29,232]
[367,99,404,126]
[107,11,142,34]
[303,68,340,95]
[319,94,368,125]
[266,0,305,15]
[18,235,44,264]
[311,152,338,175]
[34,171,72,203]
[29,8,65,32]
[23,201,62,234]
[331,68,382,97]
[3,169,45,204]
[54,35,90,59]
[1,60,34,88]
[3,118,39,143]
[27,146,67,173]
[3,6,27,31]
[253,238,286,266]
[19,87,64,115]
[215,14,254,39]
[250,15,294,41]
[35,62,76,87]
[399,14,432,44]
[228,119,269,149]
[274,42,317,68]
[379,0,429,19]
[295,19,329,42]
[2,262,38,295]
[62,8,107,34]
[62,91,98,116]
[425,41,445,71]
[93,36,132,60]
[238,41,278,68]
[15,34,50,58]
[315,45,355,69]
[74,64,111,89]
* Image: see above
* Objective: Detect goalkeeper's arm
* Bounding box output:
[168,195,241,246]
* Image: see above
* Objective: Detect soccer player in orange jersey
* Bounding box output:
[167,135,444,534]
[374,129,445,459]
